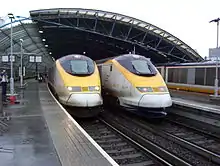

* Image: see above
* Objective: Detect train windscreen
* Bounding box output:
[131,60,152,75]
[70,60,89,74]
[60,59,95,76]
[116,55,157,76]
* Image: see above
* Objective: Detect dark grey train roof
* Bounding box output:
[58,54,93,62]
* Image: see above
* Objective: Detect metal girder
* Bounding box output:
[125,20,133,40]
[30,10,203,63]
[155,32,166,49]
[145,39,157,45]
[168,45,176,54]
[128,31,145,41]
[141,25,151,43]
[181,54,187,60]
[99,21,109,35]
[77,17,79,27]
[155,38,163,49]
[82,18,93,29]
[157,45,172,50]
[141,31,148,43]
[93,16,98,31]
[38,18,190,62]
[30,8,203,62]
[109,16,116,36]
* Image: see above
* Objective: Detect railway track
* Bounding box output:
[77,118,171,166]
[161,118,220,156]
[100,110,220,166]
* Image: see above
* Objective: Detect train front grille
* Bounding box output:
[152,87,160,92]
[81,87,88,91]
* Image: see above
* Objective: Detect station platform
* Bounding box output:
[170,89,220,112]
[169,89,220,127]
[0,80,117,166]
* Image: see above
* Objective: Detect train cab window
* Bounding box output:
[70,60,89,74]
[131,60,151,74]
[115,55,157,76]
[60,57,95,76]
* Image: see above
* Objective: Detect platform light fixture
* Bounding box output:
[42,39,46,42]
[49,52,52,55]
[8,13,15,96]
[20,39,24,88]
[45,45,48,47]
[39,30,43,33]
[209,18,220,98]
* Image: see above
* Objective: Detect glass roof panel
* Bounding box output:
[138,23,146,27]
[149,26,155,31]
[163,33,170,38]
[181,45,188,49]
[167,36,176,41]
[116,15,123,20]
[153,29,162,34]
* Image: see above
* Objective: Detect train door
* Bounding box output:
[101,64,112,89]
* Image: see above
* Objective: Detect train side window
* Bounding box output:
[110,65,112,71]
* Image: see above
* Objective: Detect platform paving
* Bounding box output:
[0,80,117,166]
[0,81,61,166]
[170,89,220,112]
[170,89,220,106]
[38,83,116,166]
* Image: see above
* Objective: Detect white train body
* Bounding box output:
[98,54,172,118]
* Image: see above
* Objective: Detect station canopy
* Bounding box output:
[0,8,203,72]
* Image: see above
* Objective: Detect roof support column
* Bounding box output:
[93,17,98,31]
[77,17,79,27]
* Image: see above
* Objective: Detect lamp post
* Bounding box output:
[20,39,23,88]
[133,40,138,54]
[8,13,14,96]
[209,18,220,97]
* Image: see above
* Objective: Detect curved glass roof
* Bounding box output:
[0,18,53,73]
[0,8,203,76]
[30,8,203,62]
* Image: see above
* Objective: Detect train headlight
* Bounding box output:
[158,86,168,92]
[136,87,153,92]
[67,86,81,92]
[67,86,73,91]
[89,86,100,91]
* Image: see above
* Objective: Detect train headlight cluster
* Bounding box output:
[158,86,168,92]
[89,86,100,91]
[136,87,153,92]
[137,86,168,93]
[67,86,81,92]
